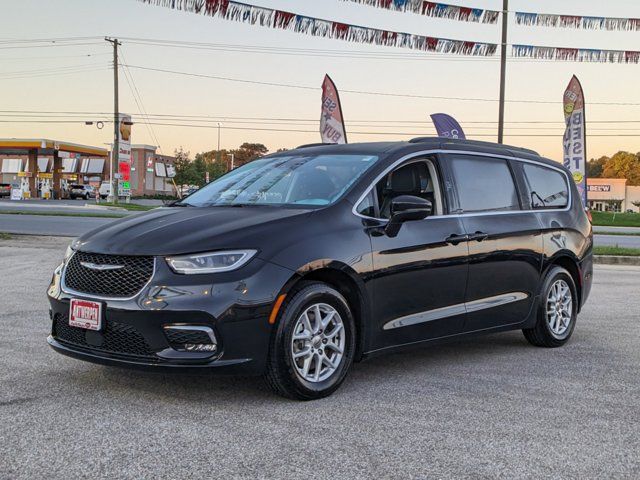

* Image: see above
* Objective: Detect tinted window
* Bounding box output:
[522,163,569,208]
[183,154,379,207]
[449,156,520,213]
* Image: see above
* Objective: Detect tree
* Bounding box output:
[173,148,199,188]
[601,151,640,186]
[230,143,268,167]
[195,150,231,183]
[587,156,608,178]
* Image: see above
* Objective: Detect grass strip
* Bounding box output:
[593,246,640,257]
[591,211,640,227]
[595,231,640,237]
[94,202,155,211]
[0,210,125,218]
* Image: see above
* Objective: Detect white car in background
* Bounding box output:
[99,181,111,199]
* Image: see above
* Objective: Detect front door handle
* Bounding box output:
[445,233,469,245]
[468,231,489,242]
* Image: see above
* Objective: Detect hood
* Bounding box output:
[75,206,314,256]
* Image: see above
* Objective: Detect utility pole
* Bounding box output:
[497,0,508,144]
[105,37,120,203]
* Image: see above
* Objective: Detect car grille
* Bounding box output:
[53,313,156,359]
[64,251,154,298]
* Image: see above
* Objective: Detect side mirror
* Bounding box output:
[385,195,432,237]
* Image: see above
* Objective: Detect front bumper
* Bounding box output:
[47,255,295,375]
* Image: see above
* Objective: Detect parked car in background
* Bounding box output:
[99,181,111,200]
[0,183,11,198]
[69,184,95,200]
[48,138,593,400]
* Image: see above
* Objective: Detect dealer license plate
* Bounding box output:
[69,298,103,331]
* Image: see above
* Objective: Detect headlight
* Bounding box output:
[166,250,257,274]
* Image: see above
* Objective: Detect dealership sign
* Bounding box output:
[118,114,132,195]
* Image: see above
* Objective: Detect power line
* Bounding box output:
[124,64,640,106]
[3,114,640,131]
[119,49,163,153]
[0,62,111,76]
[0,66,111,81]
[0,118,636,137]
[0,110,638,125]
[119,37,640,64]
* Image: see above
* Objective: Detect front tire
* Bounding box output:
[523,266,577,347]
[265,282,356,400]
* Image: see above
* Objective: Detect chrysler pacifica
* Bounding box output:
[47,138,593,400]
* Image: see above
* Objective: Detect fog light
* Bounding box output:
[184,343,217,352]
[163,325,218,354]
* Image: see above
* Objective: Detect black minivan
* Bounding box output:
[48,138,593,400]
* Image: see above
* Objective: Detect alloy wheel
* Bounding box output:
[546,279,573,337]
[290,303,345,383]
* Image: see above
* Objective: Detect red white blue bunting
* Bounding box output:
[515,12,640,31]
[513,45,640,64]
[341,0,500,24]
[137,0,497,56]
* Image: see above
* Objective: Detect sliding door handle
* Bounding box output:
[468,231,489,242]
[445,234,469,245]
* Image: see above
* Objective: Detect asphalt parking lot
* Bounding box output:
[1,236,638,479]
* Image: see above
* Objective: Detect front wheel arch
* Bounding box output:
[273,265,369,362]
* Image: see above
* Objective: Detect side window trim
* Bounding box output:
[352,150,573,221]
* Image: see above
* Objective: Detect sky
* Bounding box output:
[1,0,639,161]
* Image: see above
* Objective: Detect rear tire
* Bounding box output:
[523,266,577,347]
[264,281,356,400]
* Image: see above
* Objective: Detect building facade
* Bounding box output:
[129,145,176,197]
[0,139,175,199]
[587,178,640,213]
[0,139,109,199]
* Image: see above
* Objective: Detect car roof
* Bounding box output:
[284,137,563,170]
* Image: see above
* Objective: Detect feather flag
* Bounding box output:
[137,0,498,57]
[563,76,587,207]
[320,75,347,144]
[430,113,466,139]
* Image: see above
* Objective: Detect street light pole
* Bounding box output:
[105,37,120,204]
[497,0,508,144]
[216,122,222,164]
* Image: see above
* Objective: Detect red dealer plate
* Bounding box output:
[69,299,103,331]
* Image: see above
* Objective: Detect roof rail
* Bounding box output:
[408,136,539,156]
[407,137,439,144]
[295,142,334,149]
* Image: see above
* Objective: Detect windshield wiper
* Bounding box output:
[170,201,194,207]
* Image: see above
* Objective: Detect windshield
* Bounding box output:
[181,154,379,207]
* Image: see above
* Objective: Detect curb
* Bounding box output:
[84,204,128,212]
[594,255,640,266]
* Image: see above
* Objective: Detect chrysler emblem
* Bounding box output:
[80,261,124,271]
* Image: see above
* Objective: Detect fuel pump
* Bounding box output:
[41,178,51,199]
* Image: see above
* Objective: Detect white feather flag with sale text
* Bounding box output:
[320,75,347,144]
